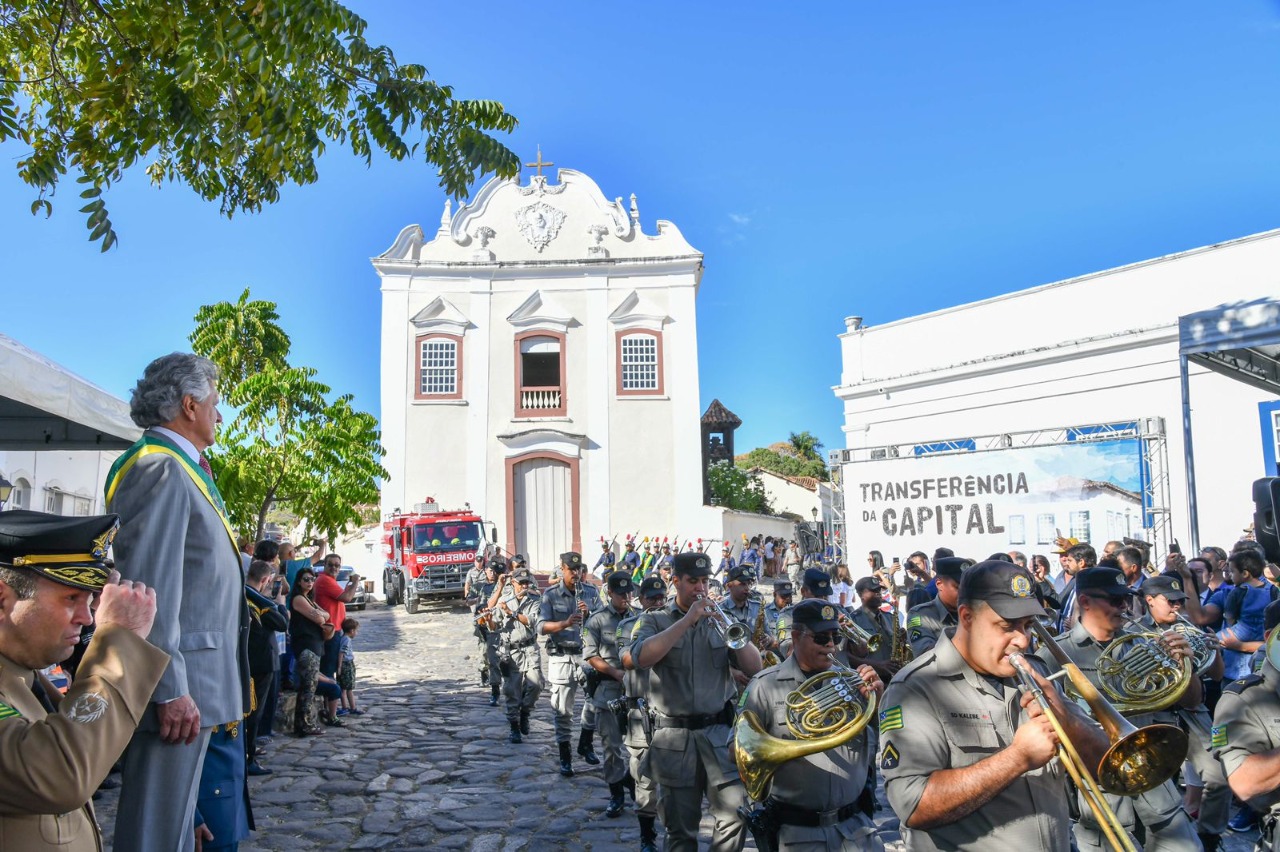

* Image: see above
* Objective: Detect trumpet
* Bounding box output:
[836,613,881,652]
[697,595,749,650]
[1029,620,1187,797]
[734,653,876,800]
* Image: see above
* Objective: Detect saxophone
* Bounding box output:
[889,598,913,666]
[752,603,780,668]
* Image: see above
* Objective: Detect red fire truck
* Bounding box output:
[382,501,496,613]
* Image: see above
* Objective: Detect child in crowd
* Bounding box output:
[338,617,362,716]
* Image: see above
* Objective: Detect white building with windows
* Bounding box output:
[374,165,722,571]
[832,229,1280,565]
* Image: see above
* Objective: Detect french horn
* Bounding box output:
[1091,616,1193,714]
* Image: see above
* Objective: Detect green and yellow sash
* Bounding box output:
[104,434,238,556]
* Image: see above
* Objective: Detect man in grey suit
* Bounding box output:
[105,353,248,852]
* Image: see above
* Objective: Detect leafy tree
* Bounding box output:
[1,0,520,250]
[787,430,824,463]
[736,447,828,482]
[190,290,385,541]
[707,461,771,515]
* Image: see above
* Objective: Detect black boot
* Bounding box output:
[638,815,658,852]
[508,721,522,744]
[605,781,625,817]
[557,741,575,777]
[577,729,600,765]
[489,684,500,706]
[622,772,636,802]
[519,708,530,735]
[1199,833,1220,852]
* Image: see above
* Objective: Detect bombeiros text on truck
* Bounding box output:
[382,499,497,613]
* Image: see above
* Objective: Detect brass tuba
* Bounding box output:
[1090,616,1193,714]
[734,654,876,801]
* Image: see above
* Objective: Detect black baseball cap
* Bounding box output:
[958,560,1045,619]
[934,557,971,581]
[853,575,883,595]
[727,564,757,584]
[1075,566,1135,597]
[560,552,583,569]
[639,574,668,599]
[672,552,713,578]
[933,547,955,561]
[606,572,635,595]
[792,599,841,633]
[1141,574,1186,601]
[511,569,534,585]
[802,568,833,596]
[774,581,794,597]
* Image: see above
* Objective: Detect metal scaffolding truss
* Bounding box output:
[828,418,1173,553]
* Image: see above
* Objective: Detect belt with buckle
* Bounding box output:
[768,798,858,828]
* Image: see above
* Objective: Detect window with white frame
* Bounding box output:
[416,335,461,399]
[1007,514,1026,545]
[10,478,30,509]
[1036,513,1056,545]
[1069,511,1091,543]
[620,333,659,391]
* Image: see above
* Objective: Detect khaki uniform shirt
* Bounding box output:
[0,627,169,852]
[538,582,601,654]
[584,605,632,706]
[721,596,760,629]
[740,653,872,809]
[500,593,542,673]
[617,611,651,750]
[882,630,1074,852]
[906,596,957,658]
[1213,663,1280,828]
[850,605,895,664]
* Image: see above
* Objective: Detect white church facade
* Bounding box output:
[374,163,722,571]
[833,229,1280,564]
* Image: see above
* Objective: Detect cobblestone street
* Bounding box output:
[91,597,1259,851]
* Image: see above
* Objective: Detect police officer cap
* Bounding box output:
[639,574,668,598]
[958,560,1046,619]
[511,553,527,566]
[1142,574,1187,601]
[1075,566,1135,597]
[0,509,118,592]
[803,568,833,595]
[672,551,713,578]
[487,555,508,573]
[791,599,842,633]
[774,581,794,596]
[933,547,955,561]
[985,552,1014,563]
[511,568,535,585]
[853,575,883,595]
[560,551,582,569]
[606,572,635,595]
[934,557,971,581]
[727,563,757,584]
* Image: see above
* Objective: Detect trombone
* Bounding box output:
[697,594,749,649]
[1009,652,1137,852]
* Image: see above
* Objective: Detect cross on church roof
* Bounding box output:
[525,146,555,178]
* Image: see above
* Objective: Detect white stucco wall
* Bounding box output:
[375,169,720,564]
[834,229,1280,559]
[0,449,119,515]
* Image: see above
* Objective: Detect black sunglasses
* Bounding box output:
[299,575,315,582]
[809,631,839,646]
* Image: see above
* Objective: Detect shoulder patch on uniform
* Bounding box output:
[907,615,922,628]
[63,692,108,724]
[909,628,923,641]
[1210,724,1228,748]
[879,705,903,735]
[1224,674,1264,695]
[880,741,900,770]
[0,702,19,720]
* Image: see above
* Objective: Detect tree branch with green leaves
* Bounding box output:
[1,0,520,250]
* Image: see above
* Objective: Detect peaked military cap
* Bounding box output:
[671,551,713,577]
[727,563,756,584]
[803,568,833,595]
[1075,566,1135,596]
[639,574,668,598]
[560,551,582,568]
[792,599,841,632]
[606,572,635,595]
[1141,574,1186,601]
[959,560,1045,619]
[934,556,971,581]
[0,509,118,592]
[511,568,535,585]
[773,580,795,596]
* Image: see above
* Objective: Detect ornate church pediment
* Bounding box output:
[608,290,671,331]
[410,296,471,335]
[506,290,575,333]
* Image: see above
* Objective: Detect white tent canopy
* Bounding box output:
[0,333,140,450]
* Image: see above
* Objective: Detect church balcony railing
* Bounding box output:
[518,386,564,415]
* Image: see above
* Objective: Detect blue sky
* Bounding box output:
[3,1,1280,457]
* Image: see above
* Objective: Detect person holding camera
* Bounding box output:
[313,554,360,701]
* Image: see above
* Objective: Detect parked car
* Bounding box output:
[336,566,370,610]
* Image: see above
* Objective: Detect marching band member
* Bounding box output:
[619,574,670,852]
[905,557,969,658]
[583,571,637,817]
[1035,566,1201,852]
[538,552,602,776]
[739,599,885,850]
[631,551,763,852]
[881,561,1109,852]
[497,568,542,743]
